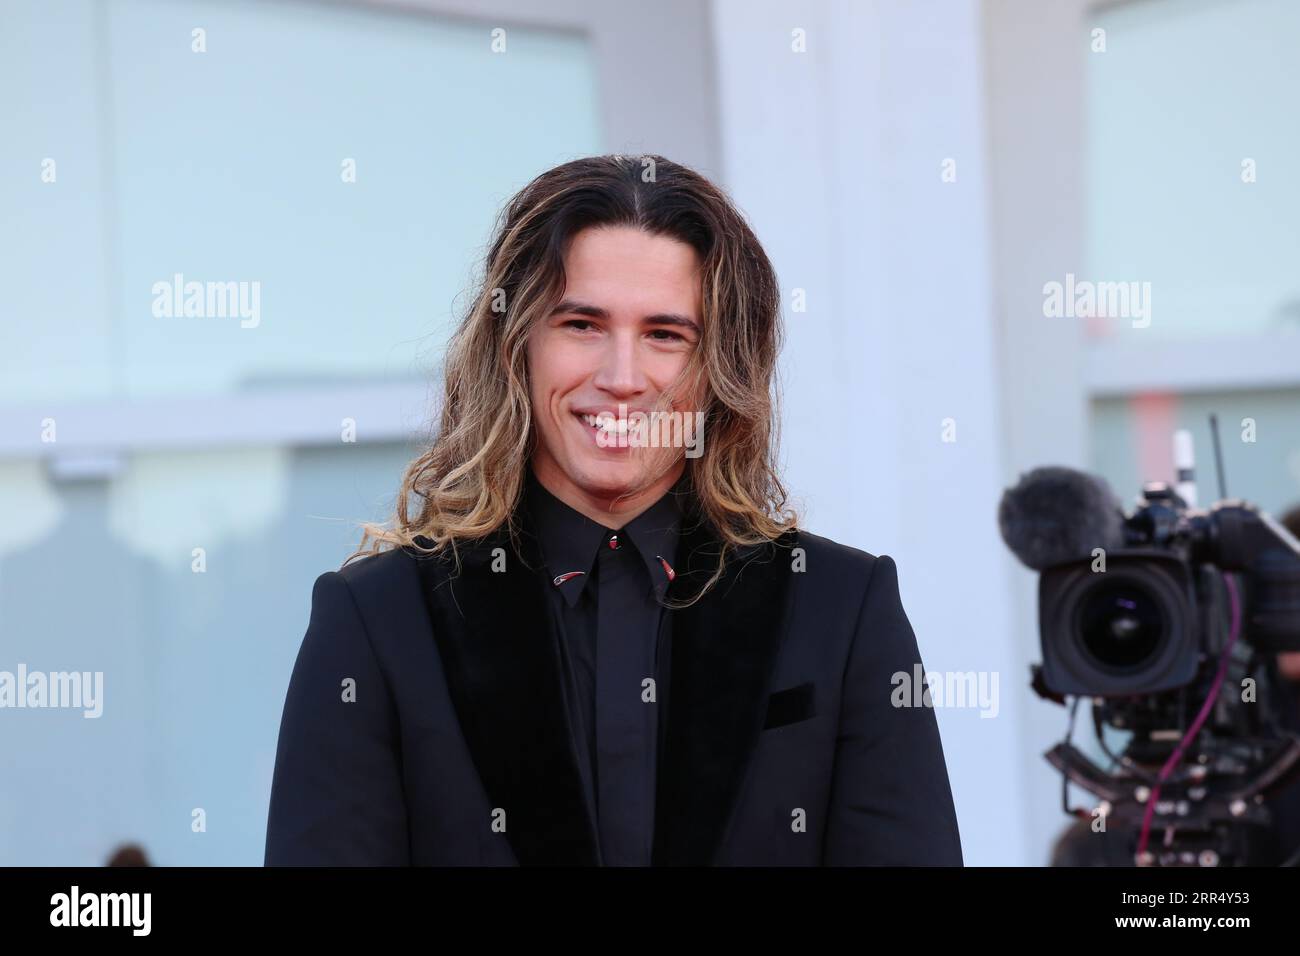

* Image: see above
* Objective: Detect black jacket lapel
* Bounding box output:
[411,516,601,866]
[652,511,800,865]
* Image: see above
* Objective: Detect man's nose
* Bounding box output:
[592,333,648,397]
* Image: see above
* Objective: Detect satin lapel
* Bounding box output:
[652,513,800,865]
[411,518,600,866]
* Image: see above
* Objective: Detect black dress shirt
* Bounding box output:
[521,467,684,865]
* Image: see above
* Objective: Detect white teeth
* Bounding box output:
[580,413,628,434]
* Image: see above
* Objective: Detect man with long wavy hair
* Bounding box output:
[265,154,963,866]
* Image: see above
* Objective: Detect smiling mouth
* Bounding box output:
[573,412,635,451]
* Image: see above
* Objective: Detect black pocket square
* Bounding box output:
[763,681,815,730]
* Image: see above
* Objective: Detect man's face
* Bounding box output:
[527,225,704,518]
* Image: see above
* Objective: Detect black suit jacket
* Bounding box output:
[265,505,964,866]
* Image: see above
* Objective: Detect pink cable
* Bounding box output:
[1135,573,1242,862]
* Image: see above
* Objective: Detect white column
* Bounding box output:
[710,0,1038,865]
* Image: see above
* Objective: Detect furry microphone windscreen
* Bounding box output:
[998,466,1126,571]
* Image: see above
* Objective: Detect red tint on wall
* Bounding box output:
[1131,392,1179,488]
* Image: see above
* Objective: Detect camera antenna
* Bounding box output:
[1208,413,1228,500]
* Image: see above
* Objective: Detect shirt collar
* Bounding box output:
[522,466,687,607]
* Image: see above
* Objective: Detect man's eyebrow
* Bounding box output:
[549,298,700,334]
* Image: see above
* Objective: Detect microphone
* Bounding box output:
[1173,429,1198,509]
[998,466,1126,571]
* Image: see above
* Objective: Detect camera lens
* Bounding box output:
[1038,553,1196,696]
[1077,580,1165,670]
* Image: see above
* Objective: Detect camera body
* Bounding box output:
[1004,475,1300,865]
[1036,483,1300,700]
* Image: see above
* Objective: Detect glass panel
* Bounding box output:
[0,0,602,406]
[0,441,416,865]
[1085,0,1300,343]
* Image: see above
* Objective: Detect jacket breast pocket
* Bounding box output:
[762,681,815,730]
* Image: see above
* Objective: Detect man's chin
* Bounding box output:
[575,472,644,500]
[570,460,658,500]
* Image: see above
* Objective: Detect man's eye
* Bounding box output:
[649,329,686,342]
[564,319,594,332]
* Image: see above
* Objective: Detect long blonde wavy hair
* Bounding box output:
[351,154,797,604]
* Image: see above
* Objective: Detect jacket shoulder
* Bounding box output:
[785,528,900,616]
[330,545,425,606]
[791,527,883,574]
